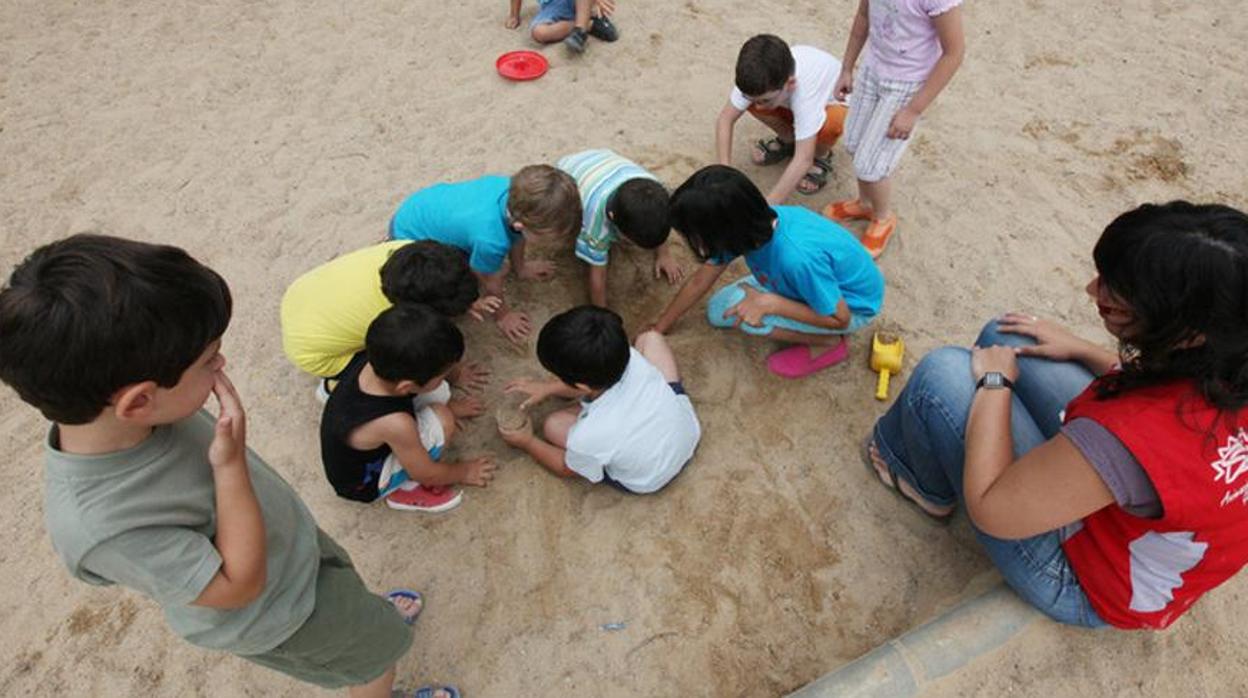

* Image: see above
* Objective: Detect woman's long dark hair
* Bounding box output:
[1093,201,1248,411]
[669,165,776,261]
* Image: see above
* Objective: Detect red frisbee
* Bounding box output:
[496,50,549,81]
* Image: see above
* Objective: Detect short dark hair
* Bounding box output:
[1092,201,1248,410]
[379,241,479,316]
[609,179,670,249]
[669,165,776,261]
[735,34,795,97]
[537,305,629,390]
[365,303,464,385]
[0,233,232,424]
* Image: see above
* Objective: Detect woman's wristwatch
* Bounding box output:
[976,371,1015,391]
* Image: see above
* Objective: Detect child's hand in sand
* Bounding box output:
[449,395,485,420]
[497,420,534,448]
[209,371,247,470]
[593,0,615,17]
[469,295,503,322]
[654,250,685,285]
[456,457,498,487]
[504,378,555,410]
[516,258,556,281]
[725,285,772,328]
[496,309,533,344]
[505,13,520,29]
[448,360,491,393]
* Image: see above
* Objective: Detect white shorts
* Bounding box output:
[377,381,451,494]
[843,63,925,182]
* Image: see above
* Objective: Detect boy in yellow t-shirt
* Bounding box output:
[280,241,495,394]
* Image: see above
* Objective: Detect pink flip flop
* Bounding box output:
[766,341,850,379]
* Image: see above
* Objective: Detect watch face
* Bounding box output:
[984,372,1004,388]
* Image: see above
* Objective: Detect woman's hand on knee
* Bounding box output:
[997,312,1091,362]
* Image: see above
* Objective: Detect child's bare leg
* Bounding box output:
[859,177,893,220]
[634,330,680,383]
[531,0,591,42]
[543,406,580,447]
[431,403,458,444]
[532,20,574,42]
[768,328,846,357]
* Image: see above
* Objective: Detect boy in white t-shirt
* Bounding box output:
[498,306,700,493]
[715,34,849,203]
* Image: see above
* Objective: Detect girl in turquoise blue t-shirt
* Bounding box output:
[652,165,884,378]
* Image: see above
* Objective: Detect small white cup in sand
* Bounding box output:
[494,393,532,437]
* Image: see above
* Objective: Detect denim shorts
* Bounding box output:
[532,0,576,27]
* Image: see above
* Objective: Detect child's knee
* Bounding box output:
[431,403,457,443]
[633,329,666,353]
[542,410,575,447]
[974,317,1034,350]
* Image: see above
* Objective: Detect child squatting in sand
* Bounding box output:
[497,306,701,494]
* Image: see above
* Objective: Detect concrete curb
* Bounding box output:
[787,583,1040,698]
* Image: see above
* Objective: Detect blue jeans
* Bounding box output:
[872,319,1108,627]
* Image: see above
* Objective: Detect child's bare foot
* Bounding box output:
[449,396,484,419]
[867,441,955,518]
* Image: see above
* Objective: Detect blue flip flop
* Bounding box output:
[386,588,424,625]
[412,686,461,698]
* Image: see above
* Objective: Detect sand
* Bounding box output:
[2,0,1247,696]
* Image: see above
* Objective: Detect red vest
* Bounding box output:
[1062,378,1248,629]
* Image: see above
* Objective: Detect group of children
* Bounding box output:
[0,2,963,696]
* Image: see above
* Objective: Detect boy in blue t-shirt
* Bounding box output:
[390,164,581,343]
[0,235,458,697]
[651,165,884,379]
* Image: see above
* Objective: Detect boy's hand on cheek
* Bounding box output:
[208,372,247,470]
[496,310,533,343]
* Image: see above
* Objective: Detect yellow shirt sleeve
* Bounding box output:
[280,241,407,377]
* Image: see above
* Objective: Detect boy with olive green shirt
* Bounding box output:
[3,235,456,698]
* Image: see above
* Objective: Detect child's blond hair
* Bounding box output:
[509,165,582,235]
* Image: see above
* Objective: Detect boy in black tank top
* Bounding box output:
[320,304,497,512]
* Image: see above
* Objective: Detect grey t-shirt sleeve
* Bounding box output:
[1061,417,1163,519]
[79,528,222,606]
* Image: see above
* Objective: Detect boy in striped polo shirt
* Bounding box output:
[556,149,683,308]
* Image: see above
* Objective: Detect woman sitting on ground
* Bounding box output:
[867,201,1248,628]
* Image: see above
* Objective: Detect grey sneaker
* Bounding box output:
[564,26,588,53]
[589,15,619,42]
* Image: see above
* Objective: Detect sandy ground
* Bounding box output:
[2,1,1247,696]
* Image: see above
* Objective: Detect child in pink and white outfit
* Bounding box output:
[824,0,966,258]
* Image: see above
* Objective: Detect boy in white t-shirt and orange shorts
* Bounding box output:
[497,306,700,494]
[715,34,849,204]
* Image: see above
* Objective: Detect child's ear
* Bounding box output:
[785,75,798,92]
[572,382,594,395]
[512,220,526,233]
[606,210,614,221]
[394,379,419,395]
[112,381,159,422]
